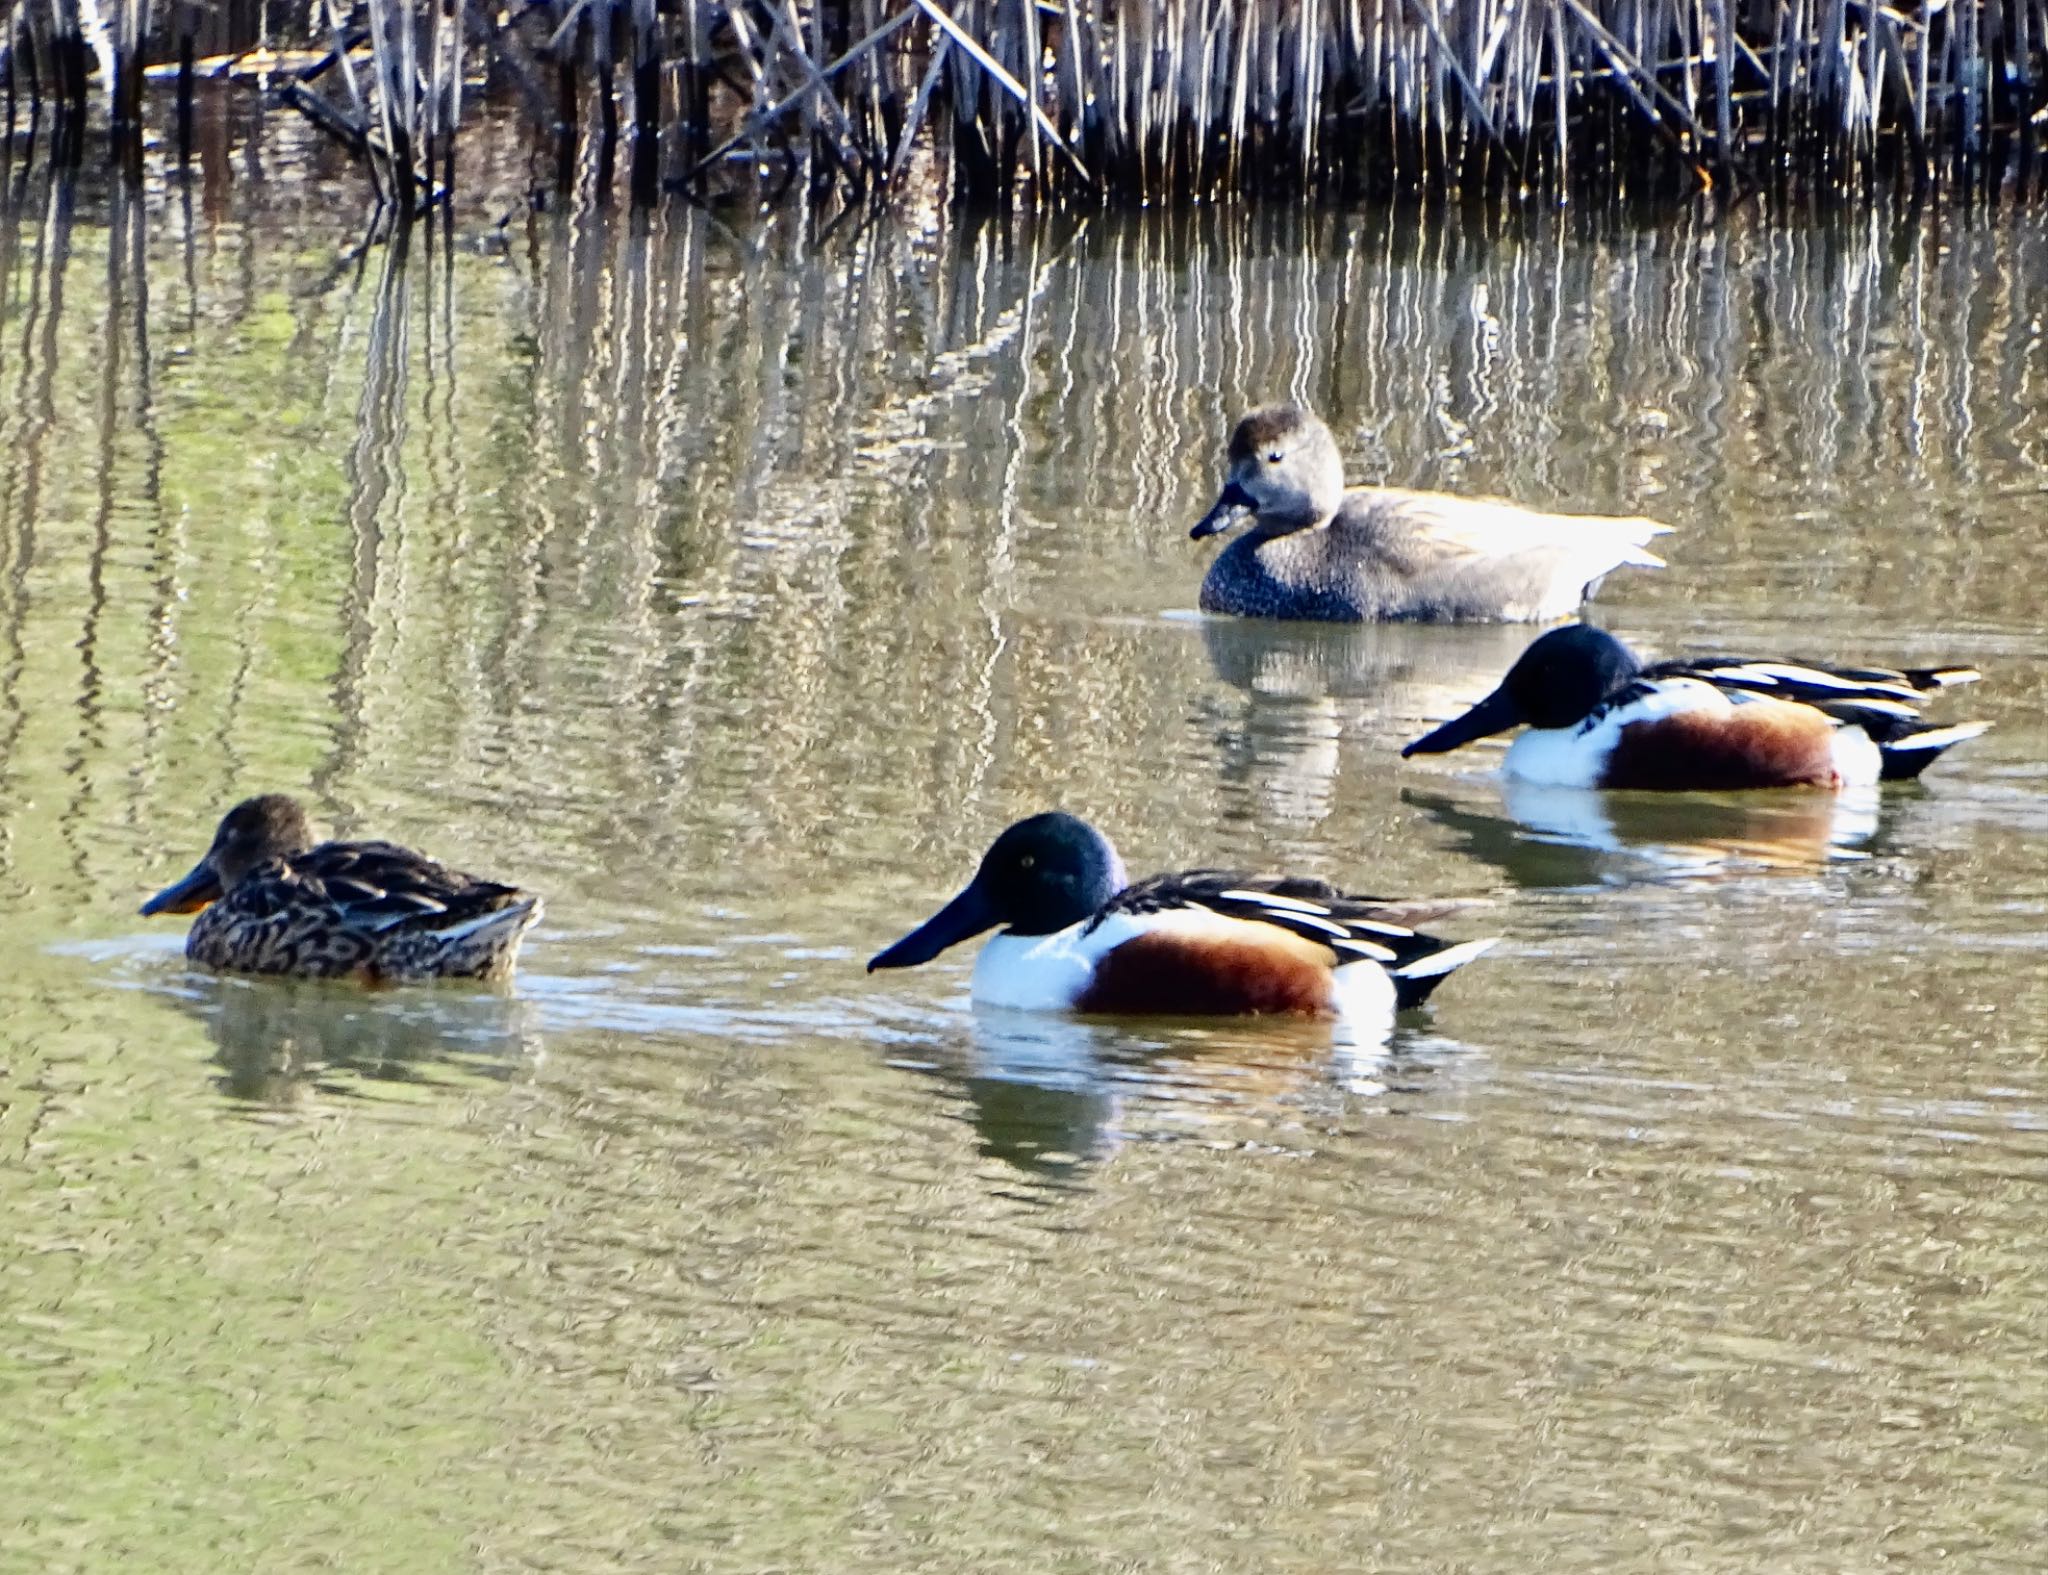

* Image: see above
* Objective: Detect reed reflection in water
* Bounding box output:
[5,189,2043,902]
[2,170,2048,1571]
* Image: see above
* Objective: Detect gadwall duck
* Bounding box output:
[1401,624,1988,790]
[1191,404,1674,622]
[141,794,543,982]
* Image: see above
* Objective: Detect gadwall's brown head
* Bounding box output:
[1190,404,1348,541]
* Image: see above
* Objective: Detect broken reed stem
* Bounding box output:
[8,0,2046,206]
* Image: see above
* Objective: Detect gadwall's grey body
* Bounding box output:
[1191,405,1675,623]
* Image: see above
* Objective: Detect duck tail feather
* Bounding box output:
[435,894,544,943]
[1900,665,1981,691]
[1876,721,1991,780]
[1388,936,1499,1008]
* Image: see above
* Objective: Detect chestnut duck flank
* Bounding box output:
[1401,625,1989,791]
[867,811,1496,1031]
[141,794,543,982]
[1190,404,1674,623]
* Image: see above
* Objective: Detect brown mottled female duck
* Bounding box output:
[140,794,543,982]
[1190,404,1675,623]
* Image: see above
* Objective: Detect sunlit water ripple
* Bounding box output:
[2,130,2046,1569]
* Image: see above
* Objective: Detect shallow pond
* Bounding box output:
[3,140,2047,1569]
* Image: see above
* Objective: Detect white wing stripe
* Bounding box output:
[1710,662,1922,699]
[1882,721,1991,752]
[1255,909,1351,938]
[1834,698,1922,719]
[1390,937,1499,978]
[1217,889,1329,913]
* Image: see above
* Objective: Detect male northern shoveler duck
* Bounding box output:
[1190,404,1674,622]
[140,794,543,982]
[867,812,1496,1029]
[1401,624,1989,790]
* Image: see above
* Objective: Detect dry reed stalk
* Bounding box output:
[627,0,657,198]
[6,0,2045,204]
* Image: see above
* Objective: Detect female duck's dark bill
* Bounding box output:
[139,860,222,916]
[1189,480,1258,541]
[1401,684,1527,757]
[867,879,1000,972]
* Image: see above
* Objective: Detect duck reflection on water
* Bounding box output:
[1199,614,1537,711]
[925,1008,1488,1178]
[172,972,542,1107]
[944,1011,1126,1178]
[1197,617,1543,828]
[1404,778,1885,890]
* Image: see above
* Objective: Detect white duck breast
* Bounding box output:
[969,922,1105,1011]
[1496,679,1733,786]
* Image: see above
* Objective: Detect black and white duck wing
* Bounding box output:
[1649,655,1977,712]
[1102,870,1496,1007]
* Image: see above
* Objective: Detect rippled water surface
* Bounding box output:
[4,142,2048,1570]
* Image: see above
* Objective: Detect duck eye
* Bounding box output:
[1265,450,1283,464]
[1018,854,1036,870]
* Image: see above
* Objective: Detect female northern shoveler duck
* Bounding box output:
[867,812,1496,1029]
[1401,624,1989,790]
[140,794,543,982]
[1190,404,1674,622]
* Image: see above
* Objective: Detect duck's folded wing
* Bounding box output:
[291,841,529,933]
[1368,490,1674,569]
[1654,656,1979,714]
[1100,870,1492,988]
